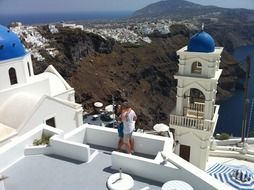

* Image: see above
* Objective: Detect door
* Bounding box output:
[180,145,190,162]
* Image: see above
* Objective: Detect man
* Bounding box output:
[121,102,137,154]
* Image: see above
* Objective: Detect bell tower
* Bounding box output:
[169,30,223,170]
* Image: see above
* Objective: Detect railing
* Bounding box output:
[184,102,205,119]
[189,102,204,112]
[169,114,214,132]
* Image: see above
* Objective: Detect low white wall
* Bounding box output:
[210,150,254,162]
[85,125,118,148]
[215,146,242,152]
[215,138,254,146]
[0,125,61,172]
[112,151,231,190]
[22,127,90,162]
[64,126,86,143]
[50,136,90,162]
[24,145,52,156]
[132,132,172,156]
[85,124,172,156]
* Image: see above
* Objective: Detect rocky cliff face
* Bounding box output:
[33,24,243,129]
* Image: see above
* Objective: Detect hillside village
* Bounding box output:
[10,19,188,61]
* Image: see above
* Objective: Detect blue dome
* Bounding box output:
[187,31,215,53]
[0,25,26,61]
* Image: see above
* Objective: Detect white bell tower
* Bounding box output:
[169,30,223,170]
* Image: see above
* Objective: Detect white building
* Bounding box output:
[48,24,59,34]
[62,23,84,30]
[169,30,223,170]
[0,24,83,145]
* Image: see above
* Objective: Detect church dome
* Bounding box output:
[0,25,26,61]
[187,31,215,53]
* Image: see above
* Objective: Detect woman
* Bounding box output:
[115,104,124,151]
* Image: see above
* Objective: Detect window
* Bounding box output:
[45,117,56,128]
[191,61,202,74]
[9,67,18,85]
[27,62,31,76]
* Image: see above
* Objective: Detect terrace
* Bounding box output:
[0,124,230,190]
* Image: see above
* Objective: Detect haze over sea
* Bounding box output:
[0,12,132,26]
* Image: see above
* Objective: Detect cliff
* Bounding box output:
[32,24,242,129]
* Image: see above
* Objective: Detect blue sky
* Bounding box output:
[0,0,253,14]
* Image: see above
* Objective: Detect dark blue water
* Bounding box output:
[0,11,132,26]
[216,45,254,136]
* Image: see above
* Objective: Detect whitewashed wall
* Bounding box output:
[0,54,32,90]
[173,127,211,170]
[20,97,82,134]
[0,79,50,105]
[50,136,90,162]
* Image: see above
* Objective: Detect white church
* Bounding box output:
[0,24,83,145]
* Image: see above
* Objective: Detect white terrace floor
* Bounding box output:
[2,147,162,190]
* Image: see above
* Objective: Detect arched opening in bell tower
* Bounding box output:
[191,61,202,74]
[183,88,205,119]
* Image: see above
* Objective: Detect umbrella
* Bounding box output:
[207,163,254,190]
[153,123,169,132]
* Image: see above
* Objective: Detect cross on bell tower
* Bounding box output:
[169,30,223,170]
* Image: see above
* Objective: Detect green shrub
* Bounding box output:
[33,133,51,146]
[215,133,230,140]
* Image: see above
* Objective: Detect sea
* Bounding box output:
[0,11,132,26]
[216,45,254,137]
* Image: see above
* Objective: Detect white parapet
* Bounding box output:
[0,175,7,190]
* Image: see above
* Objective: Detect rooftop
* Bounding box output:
[0,124,231,190]
[3,152,162,190]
